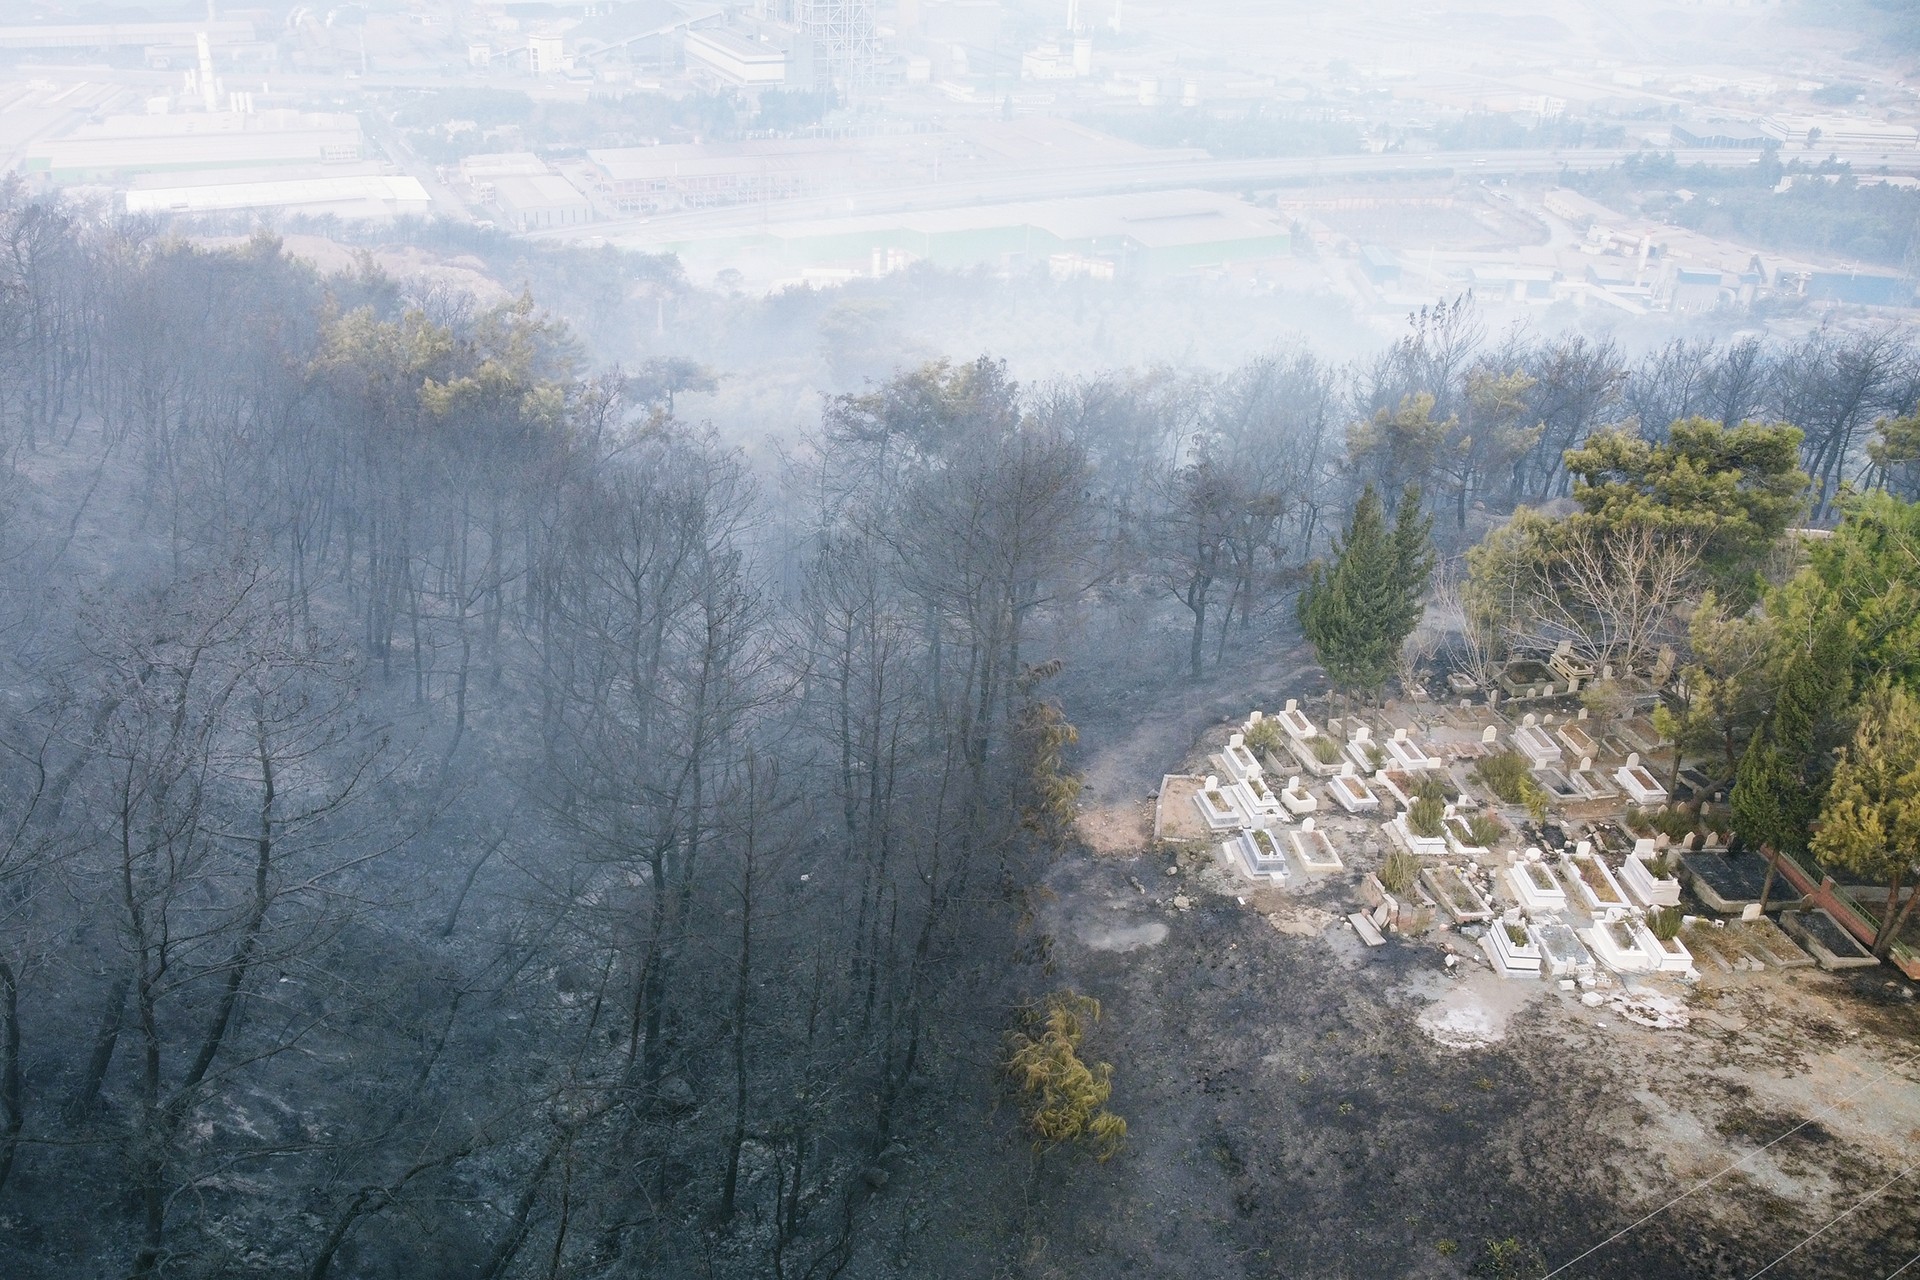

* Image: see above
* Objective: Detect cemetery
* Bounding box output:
[1152,611,1920,1003]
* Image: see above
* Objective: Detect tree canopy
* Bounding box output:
[1299,485,1435,700]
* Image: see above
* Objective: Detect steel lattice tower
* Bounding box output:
[797,0,876,88]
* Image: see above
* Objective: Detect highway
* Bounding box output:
[530,146,1920,249]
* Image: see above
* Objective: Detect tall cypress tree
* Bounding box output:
[1300,485,1435,703]
[1734,613,1854,907]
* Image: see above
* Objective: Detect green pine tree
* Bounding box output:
[1299,486,1436,703]
[1810,681,1920,956]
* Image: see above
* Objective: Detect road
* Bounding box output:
[529,146,1920,249]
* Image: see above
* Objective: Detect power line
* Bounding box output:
[1537,1050,1919,1279]
[1883,1249,1920,1279]
[1745,1158,1919,1278]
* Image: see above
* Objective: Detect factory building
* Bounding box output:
[492,175,595,230]
[123,175,430,219]
[685,29,789,86]
[25,110,363,182]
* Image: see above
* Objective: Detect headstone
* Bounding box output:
[1681,833,1697,850]
[1482,726,1497,744]
[1556,639,1572,657]
[1287,775,1301,789]
[1339,762,1354,777]
[1301,817,1315,832]
[1626,752,1640,769]
[1372,903,1392,930]
[1602,664,1614,680]
[1204,774,1219,789]
[1633,838,1656,857]
[1575,839,1592,857]
[1544,712,1556,724]
[1250,710,1264,723]
[1353,724,1371,743]
[1579,755,1593,772]
[1523,713,1538,727]
[1394,727,1407,742]
[1229,731,1244,747]
[1577,707,1589,721]
[1741,903,1762,922]
[1285,699,1297,712]
[1461,698,1471,709]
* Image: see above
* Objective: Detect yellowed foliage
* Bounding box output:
[1004,991,1127,1161]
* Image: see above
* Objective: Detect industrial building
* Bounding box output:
[685,29,788,86]
[24,110,363,182]
[1760,114,1919,148]
[458,153,552,183]
[123,175,430,219]
[492,175,595,230]
[0,20,254,51]
[1671,120,1774,148]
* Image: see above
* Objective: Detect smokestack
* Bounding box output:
[1067,0,1078,31]
[197,32,217,112]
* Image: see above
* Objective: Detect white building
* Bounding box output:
[685,30,787,87]
[493,175,594,230]
[1761,115,1919,149]
[528,33,566,75]
[124,175,431,219]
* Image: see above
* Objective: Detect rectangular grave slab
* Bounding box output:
[1278,703,1317,741]
[1570,767,1619,800]
[1384,734,1442,771]
[1221,736,1264,784]
[1192,784,1248,832]
[1345,738,1387,773]
[1621,852,1681,908]
[1633,921,1694,974]
[1563,853,1629,912]
[1232,773,1286,823]
[1783,909,1881,970]
[1280,777,1317,815]
[1584,916,1658,974]
[1728,916,1817,968]
[1226,829,1291,883]
[1614,762,1668,805]
[1287,735,1344,777]
[1534,767,1581,803]
[1531,917,1594,978]
[1482,918,1543,977]
[1443,814,1496,860]
[1512,723,1563,767]
[1507,859,1567,912]
[1681,851,1773,912]
[1556,723,1600,759]
[1374,770,1418,809]
[1288,826,1343,873]
[1385,812,1448,857]
[1327,772,1380,814]
[1421,864,1493,924]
